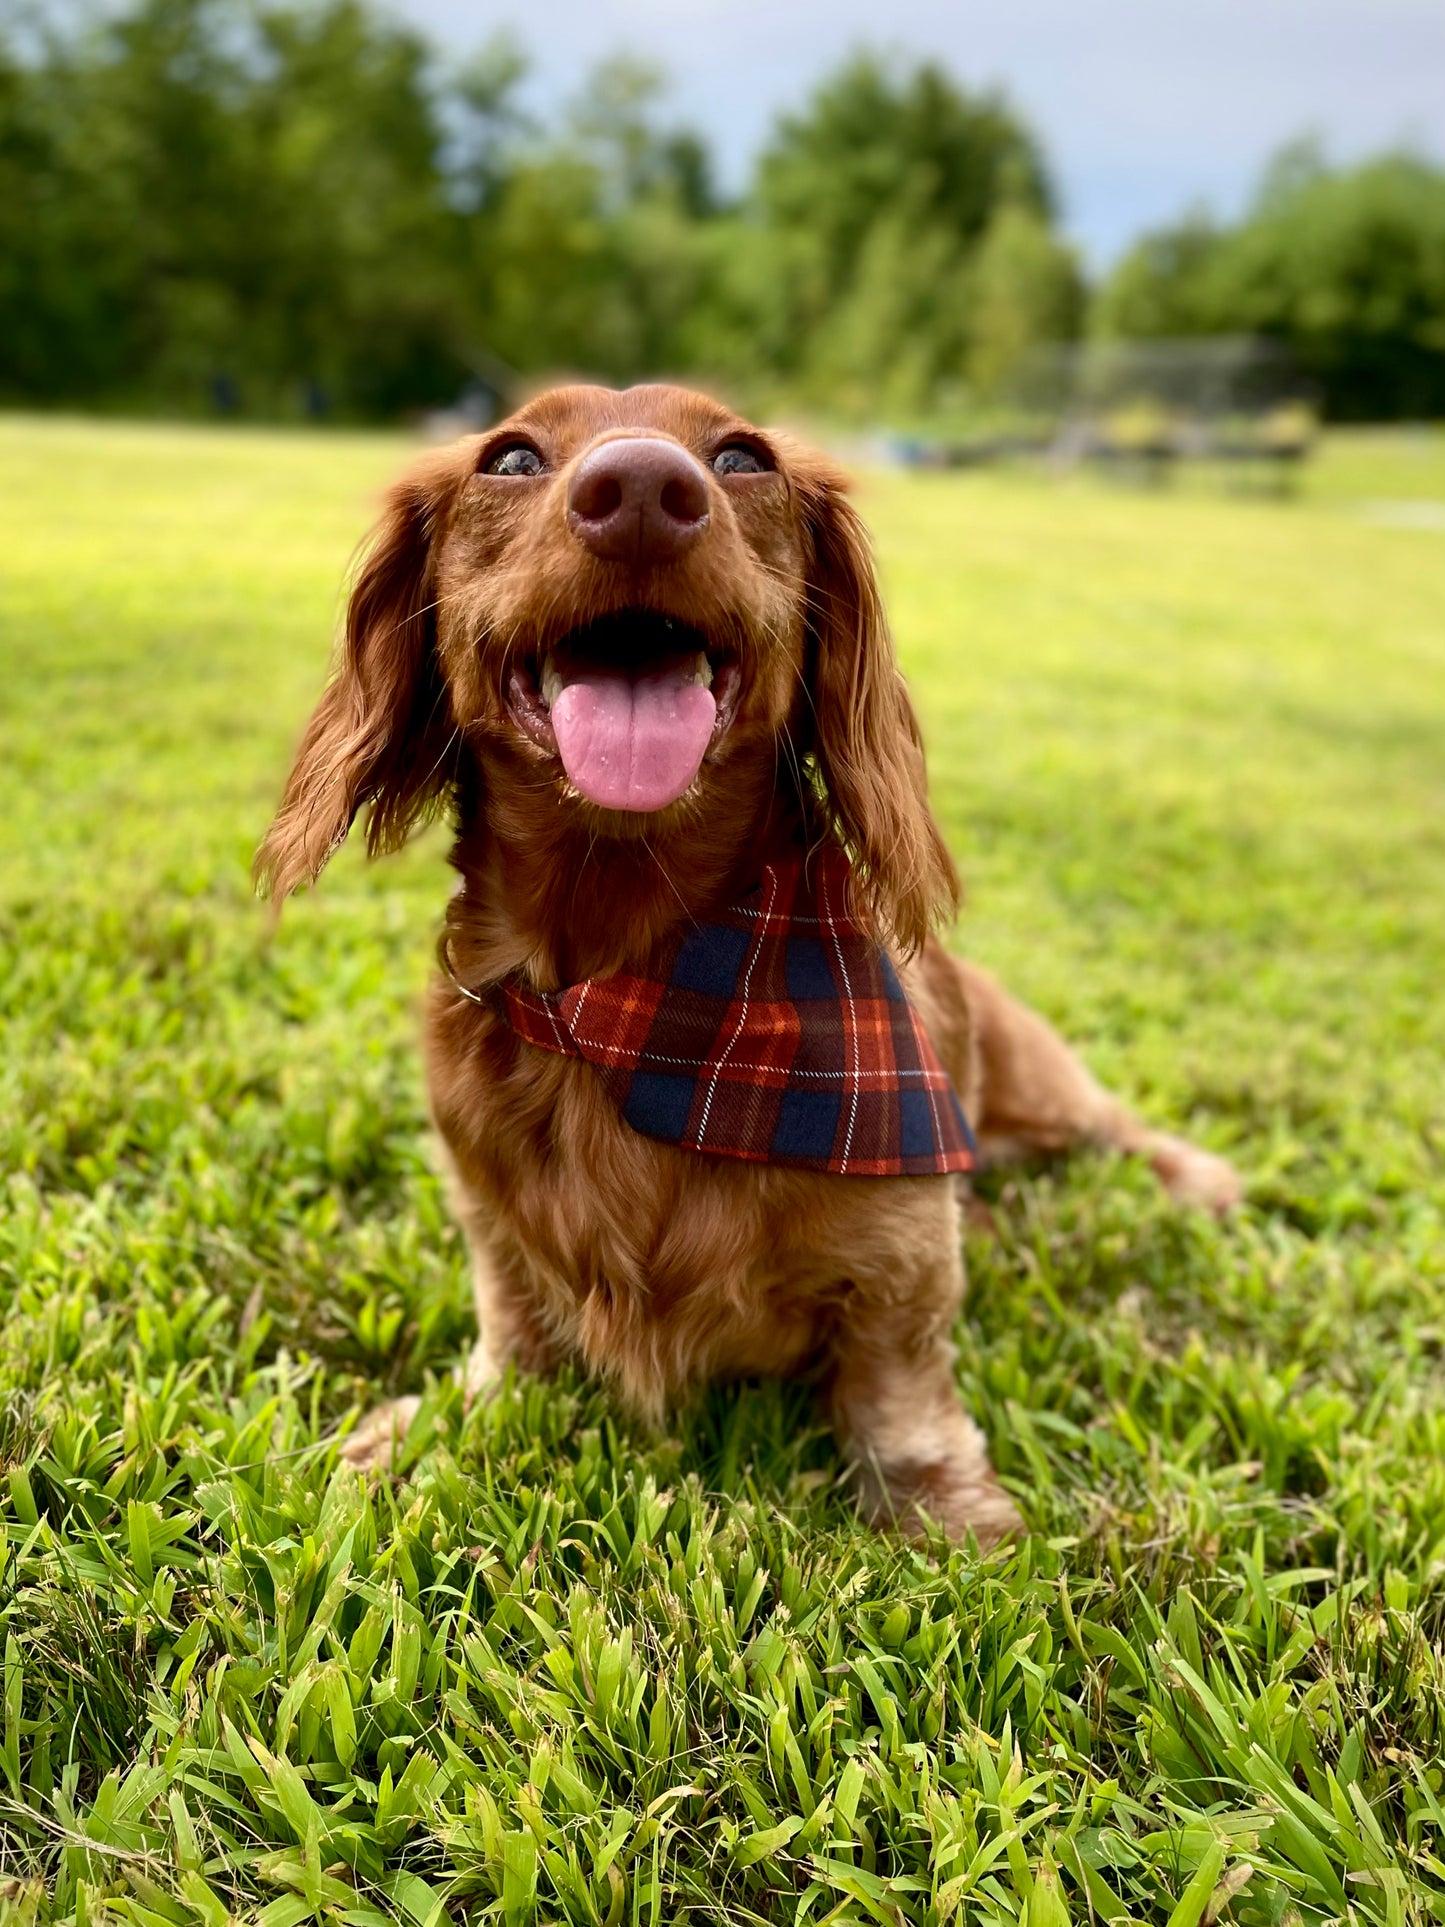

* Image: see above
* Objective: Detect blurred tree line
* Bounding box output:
[1098,140,1445,421]
[3,0,1442,423]
[1,0,1077,418]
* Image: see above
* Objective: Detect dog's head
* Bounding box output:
[258,383,956,952]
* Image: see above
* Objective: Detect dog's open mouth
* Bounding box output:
[508,610,741,813]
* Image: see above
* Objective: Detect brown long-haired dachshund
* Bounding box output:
[259,384,1239,1548]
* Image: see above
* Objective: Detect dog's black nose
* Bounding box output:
[567,437,710,565]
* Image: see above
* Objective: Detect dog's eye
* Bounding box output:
[486,443,545,477]
[713,442,769,476]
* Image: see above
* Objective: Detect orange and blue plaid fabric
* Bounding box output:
[500,851,976,1177]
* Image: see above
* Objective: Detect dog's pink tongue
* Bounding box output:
[551,659,716,812]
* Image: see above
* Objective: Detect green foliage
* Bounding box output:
[0,0,493,417]
[758,53,1055,297]
[0,6,1072,417]
[966,202,1084,401]
[1092,214,1223,343]
[751,53,1069,409]
[6,5,1445,423]
[1097,142,1445,420]
[3,413,1445,1918]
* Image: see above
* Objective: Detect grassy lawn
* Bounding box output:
[2,414,1445,1924]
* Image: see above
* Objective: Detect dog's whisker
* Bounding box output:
[640,834,698,927]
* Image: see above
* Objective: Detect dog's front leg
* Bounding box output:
[459,1236,562,1406]
[828,1214,1022,1549]
[339,1228,558,1473]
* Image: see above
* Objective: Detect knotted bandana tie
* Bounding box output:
[495,851,976,1177]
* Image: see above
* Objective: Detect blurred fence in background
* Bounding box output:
[3,0,1443,426]
[885,337,1317,493]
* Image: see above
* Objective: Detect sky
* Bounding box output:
[395,0,1445,265]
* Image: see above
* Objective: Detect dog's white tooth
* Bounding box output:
[693,652,713,689]
[540,658,563,708]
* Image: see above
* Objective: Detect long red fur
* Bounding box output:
[257,383,1235,1543]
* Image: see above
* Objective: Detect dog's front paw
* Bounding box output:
[337,1395,423,1473]
[1148,1134,1243,1215]
[861,1458,1025,1552]
[908,1473,1025,1552]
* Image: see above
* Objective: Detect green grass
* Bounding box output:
[2,415,1445,1925]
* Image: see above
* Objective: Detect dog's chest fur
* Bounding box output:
[425,979,964,1412]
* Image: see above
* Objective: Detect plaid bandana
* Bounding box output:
[497,851,976,1178]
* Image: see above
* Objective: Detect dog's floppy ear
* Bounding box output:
[795,457,959,955]
[255,446,465,901]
